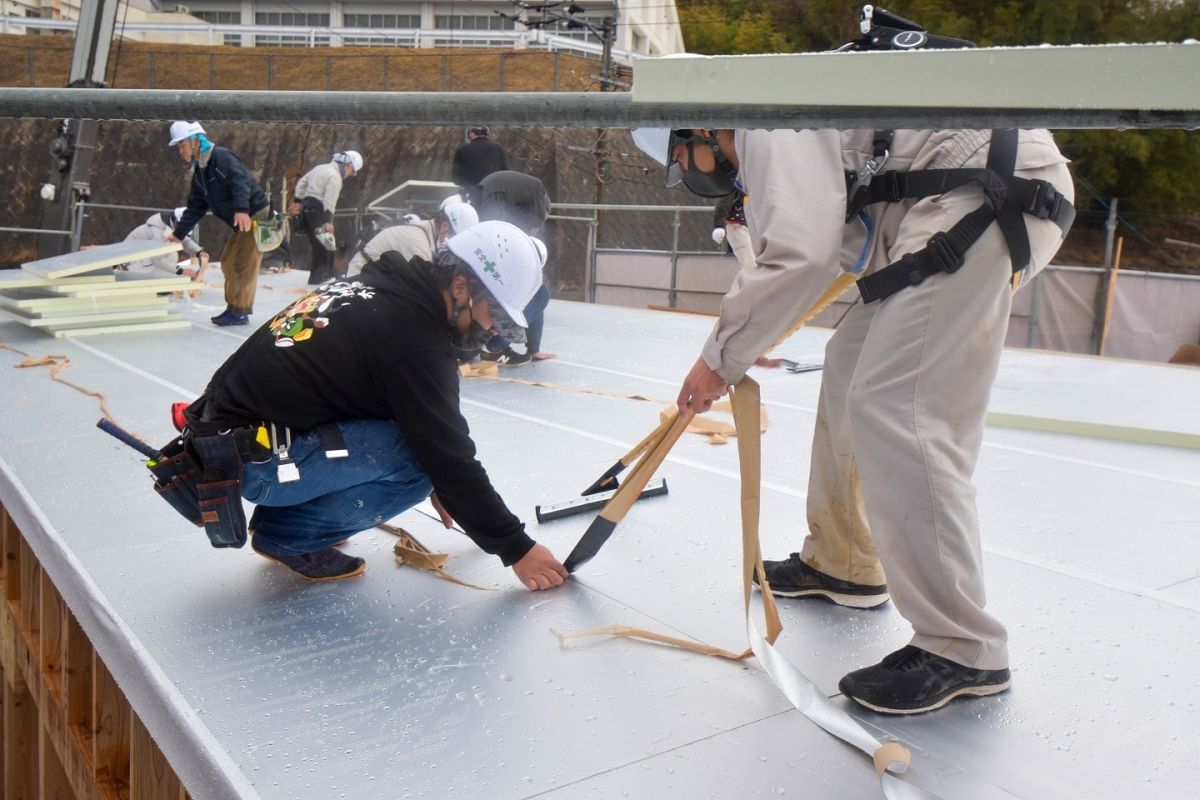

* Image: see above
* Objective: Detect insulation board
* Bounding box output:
[21,240,182,279]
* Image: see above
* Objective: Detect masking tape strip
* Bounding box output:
[381,524,493,592]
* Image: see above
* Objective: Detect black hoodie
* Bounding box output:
[197,252,534,565]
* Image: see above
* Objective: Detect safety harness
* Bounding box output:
[848,128,1076,304]
[837,6,1076,304]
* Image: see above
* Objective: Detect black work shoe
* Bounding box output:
[481,347,532,367]
[838,645,1012,715]
[252,542,366,582]
[754,552,889,608]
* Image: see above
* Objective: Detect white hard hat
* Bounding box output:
[173,206,187,222]
[441,201,478,236]
[335,150,364,174]
[168,121,205,146]
[446,220,543,328]
[439,193,464,211]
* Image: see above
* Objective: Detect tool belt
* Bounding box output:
[147,425,270,549]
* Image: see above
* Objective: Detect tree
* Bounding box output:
[674,0,1200,215]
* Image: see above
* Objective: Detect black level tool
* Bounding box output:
[536,478,668,523]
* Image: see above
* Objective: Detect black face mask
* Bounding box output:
[674,137,739,198]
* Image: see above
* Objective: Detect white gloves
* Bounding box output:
[711,227,727,245]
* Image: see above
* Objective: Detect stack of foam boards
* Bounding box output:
[0,240,192,337]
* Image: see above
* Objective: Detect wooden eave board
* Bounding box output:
[22,241,182,279]
[0,270,118,290]
[46,276,193,297]
[631,42,1200,110]
[52,318,190,337]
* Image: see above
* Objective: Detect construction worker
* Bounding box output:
[633,26,1075,712]
[344,199,478,277]
[181,220,568,590]
[476,170,556,365]
[712,191,754,273]
[451,126,511,208]
[122,206,209,279]
[289,150,364,285]
[167,121,270,326]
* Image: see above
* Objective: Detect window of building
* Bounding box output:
[342,12,421,46]
[432,13,516,47]
[254,12,331,47]
[191,10,242,46]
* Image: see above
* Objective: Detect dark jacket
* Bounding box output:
[194,253,535,566]
[478,171,550,236]
[174,146,269,239]
[451,137,512,203]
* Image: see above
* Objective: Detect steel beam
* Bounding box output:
[0,87,1197,129]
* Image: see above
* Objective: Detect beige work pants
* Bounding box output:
[801,159,1073,671]
[220,228,263,314]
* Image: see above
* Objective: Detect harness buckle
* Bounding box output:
[848,149,891,199]
[1026,180,1063,221]
[926,232,965,274]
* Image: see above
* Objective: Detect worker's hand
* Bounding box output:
[677,356,728,415]
[323,222,334,233]
[288,201,301,216]
[428,491,454,529]
[233,212,252,232]
[164,233,180,243]
[512,544,568,591]
[711,227,727,245]
[754,356,787,368]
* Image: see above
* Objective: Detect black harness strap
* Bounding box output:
[854,129,1074,304]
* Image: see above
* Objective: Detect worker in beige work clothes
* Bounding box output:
[290,151,363,285]
[345,200,478,277]
[633,122,1073,715]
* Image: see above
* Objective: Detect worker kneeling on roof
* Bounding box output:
[179,220,568,590]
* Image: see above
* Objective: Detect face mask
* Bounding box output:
[679,141,738,198]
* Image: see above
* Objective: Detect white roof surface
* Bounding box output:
[0,268,1196,800]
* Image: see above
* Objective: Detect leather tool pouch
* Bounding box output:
[188,431,250,549]
[147,427,253,550]
[147,435,204,527]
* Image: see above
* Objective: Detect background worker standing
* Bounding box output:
[712,190,755,272]
[290,150,363,285]
[451,126,511,208]
[167,121,270,327]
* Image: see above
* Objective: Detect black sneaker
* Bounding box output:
[481,347,532,367]
[754,552,889,608]
[839,645,1012,715]
[252,541,366,582]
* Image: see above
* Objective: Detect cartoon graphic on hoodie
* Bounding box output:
[269,280,375,347]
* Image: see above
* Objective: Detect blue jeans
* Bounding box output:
[242,420,432,555]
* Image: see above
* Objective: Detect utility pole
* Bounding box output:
[37,0,119,258]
